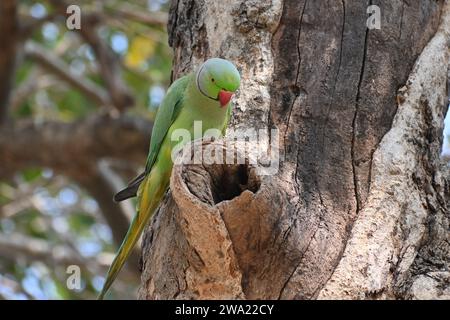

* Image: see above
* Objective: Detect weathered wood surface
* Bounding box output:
[139,0,450,300]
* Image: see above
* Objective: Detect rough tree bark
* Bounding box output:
[138,0,450,299]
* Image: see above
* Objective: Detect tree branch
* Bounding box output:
[19,13,61,39]
[106,5,168,29]
[96,158,137,221]
[78,15,134,112]
[0,232,112,270]
[45,0,134,112]
[0,231,138,284]
[0,113,151,249]
[0,0,19,125]
[0,113,151,179]
[78,167,141,273]
[24,41,112,107]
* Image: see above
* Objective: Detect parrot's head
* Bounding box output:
[196,58,241,107]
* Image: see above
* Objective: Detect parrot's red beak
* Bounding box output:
[218,90,233,107]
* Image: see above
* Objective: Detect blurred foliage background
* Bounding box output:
[0,0,172,299]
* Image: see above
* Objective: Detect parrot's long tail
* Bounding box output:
[98,173,168,299]
[97,210,150,299]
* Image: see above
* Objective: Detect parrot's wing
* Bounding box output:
[144,75,189,173]
[113,172,146,202]
[113,75,190,202]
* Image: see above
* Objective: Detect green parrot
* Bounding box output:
[98,58,240,299]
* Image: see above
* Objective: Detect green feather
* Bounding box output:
[145,75,189,173]
[98,58,240,299]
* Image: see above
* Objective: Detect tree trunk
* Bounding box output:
[0,0,19,124]
[139,0,450,300]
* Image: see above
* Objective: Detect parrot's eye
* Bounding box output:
[211,78,215,83]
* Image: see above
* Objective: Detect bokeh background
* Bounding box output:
[0,0,172,299]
